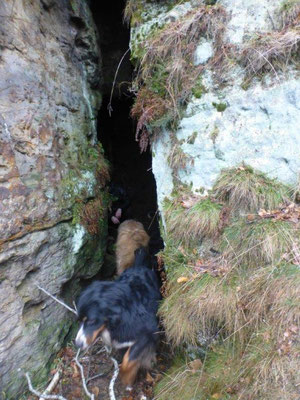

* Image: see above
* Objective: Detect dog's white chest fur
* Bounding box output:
[101,329,134,349]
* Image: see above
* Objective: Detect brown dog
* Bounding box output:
[116,220,150,275]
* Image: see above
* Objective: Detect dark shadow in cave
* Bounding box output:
[89,0,164,277]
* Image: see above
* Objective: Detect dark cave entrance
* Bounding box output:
[90,0,163,273]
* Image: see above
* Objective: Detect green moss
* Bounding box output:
[187,131,198,145]
[280,0,300,12]
[205,0,218,4]
[192,77,207,99]
[149,62,168,97]
[212,101,227,112]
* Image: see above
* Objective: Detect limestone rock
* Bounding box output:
[0,0,107,397]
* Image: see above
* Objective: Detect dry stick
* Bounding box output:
[34,283,77,315]
[109,356,119,400]
[75,349,95,400]
[39,370,61,400]
[25,373,67,400]
[107,48,130,116]
[35,284,119,400]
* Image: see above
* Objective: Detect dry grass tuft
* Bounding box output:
[279,0,300,28]
[80,198,105,235]
[157,260,300,400]
[157,168,299,400]
[240,24,300,77]
[294,174,300,203]
[222,217,300,267]
[164,196,223,244]
[167,142,194,175]
[131,4,227,149]
[123,0,138,25]
[212,164,291,215]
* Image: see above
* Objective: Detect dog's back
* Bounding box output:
[116,220,150,275]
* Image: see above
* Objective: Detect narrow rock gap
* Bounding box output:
[90,0,164,277]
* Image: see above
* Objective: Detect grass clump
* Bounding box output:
[131,4,227,150]
[164,196,223,244]
[212,101,227,112]
[157,260,300,399]
[167,142,194,176]
[279,0,300,28]
[212,164,291,214]
[240,3,300,78]
[158,237,235,345]
[191,77,208,99]
[222,218,299,267]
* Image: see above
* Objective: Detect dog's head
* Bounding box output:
[75,282,112,349]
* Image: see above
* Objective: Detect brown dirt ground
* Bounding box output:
[27,338,172,400]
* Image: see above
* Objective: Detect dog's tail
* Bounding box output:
[132,246,151,269]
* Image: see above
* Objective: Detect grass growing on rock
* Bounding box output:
[164,196,223,244]
[240,2,300,77]
[212,164,291,214]
[279,0,300,28]
[157,255,300,399]
[130,3,227,150]
[221,217,300,267]
[157,166,299,400]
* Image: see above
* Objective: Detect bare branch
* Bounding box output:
[86,372,105,384]
[39,370,61,400]
[34,283,77,315]
[74,349,95,400]
[109,356,119,400]
[25,373,67,400]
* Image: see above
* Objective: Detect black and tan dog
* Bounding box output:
[75,247,160,388]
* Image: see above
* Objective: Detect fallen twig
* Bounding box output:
[107,48,130,116]
[75,349,95,400]
[109,356,119,400]
[25,372,67,400]
[86,372,105,384]
[34,282,77,315]
[39,370,61,400]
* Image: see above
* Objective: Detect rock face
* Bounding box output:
[129,0,300,210]
[0,0,107,397]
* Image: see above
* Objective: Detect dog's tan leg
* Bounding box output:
[120,347,140,389]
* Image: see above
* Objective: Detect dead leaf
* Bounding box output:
[70,386,82,397]
[71,361,80,378]
[177,276,189,283]
[290,325,298,334]
[91,386,100,396]
[189,359,202,373]
[212,393,222,399]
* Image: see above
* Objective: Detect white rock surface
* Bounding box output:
[137,0,300,207]
[194,40,214,65]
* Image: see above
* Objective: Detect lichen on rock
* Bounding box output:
[0,0,109,397]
